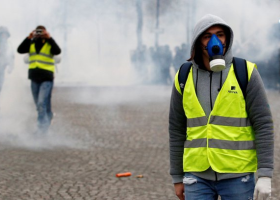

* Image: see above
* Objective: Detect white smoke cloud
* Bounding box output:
[1,0,279,85]
[0,0,279,149]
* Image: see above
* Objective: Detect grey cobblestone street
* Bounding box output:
[0,86,279,200]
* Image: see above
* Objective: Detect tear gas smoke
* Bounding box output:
[0,0,279,149]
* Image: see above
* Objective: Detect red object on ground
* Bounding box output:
[116,172,132,177]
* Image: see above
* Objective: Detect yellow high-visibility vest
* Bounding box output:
[175,61,257,173]
[29,42,55,72]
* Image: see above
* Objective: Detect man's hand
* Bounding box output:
[28,30,35,39]
[253,177,271,200]
[41,29,51,39]
[174,183,184,200]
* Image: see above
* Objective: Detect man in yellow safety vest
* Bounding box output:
[169,14,273,200]
[18,25,61,134]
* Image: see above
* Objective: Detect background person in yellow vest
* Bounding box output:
[169,14,274,200]
[17,25,61,134]
[0,26,14,97]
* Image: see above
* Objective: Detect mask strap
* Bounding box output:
[219,70,223,91]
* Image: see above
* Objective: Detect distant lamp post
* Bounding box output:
[155,0,160,48]
[136,0,143,51]
[154,0,164,49]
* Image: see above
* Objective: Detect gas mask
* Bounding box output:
[206,34,226,72]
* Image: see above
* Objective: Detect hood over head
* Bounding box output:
[189,14,234,70]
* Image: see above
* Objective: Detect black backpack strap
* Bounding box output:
[178,62,192,94]
[232,57,248,98]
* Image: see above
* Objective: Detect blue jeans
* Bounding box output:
[31,81,53,133]
[184,172,255,200]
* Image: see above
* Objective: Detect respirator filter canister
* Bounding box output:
[206,34,226,72]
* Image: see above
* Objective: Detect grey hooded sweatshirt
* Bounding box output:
[169,14,274,183]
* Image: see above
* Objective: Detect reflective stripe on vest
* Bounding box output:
[184,139,255,150]
[180,61,257,173]
[29,42,55,72]
[188,116,251,127]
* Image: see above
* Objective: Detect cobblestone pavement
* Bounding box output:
[0,86,279,200]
